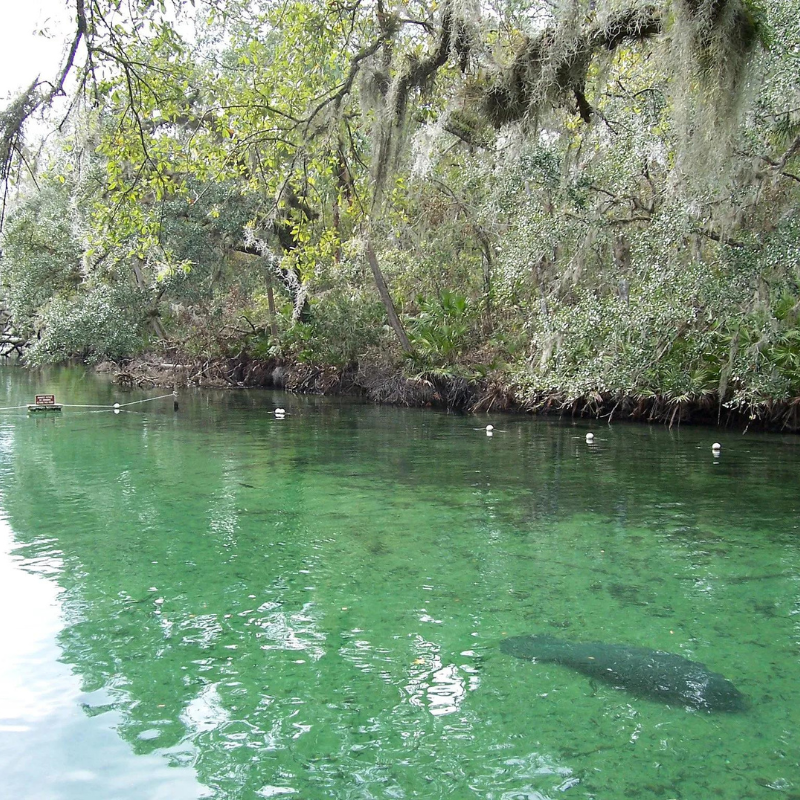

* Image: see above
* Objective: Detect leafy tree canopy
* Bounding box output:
[0,0,798,419]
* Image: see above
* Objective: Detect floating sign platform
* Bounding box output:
[28,394,62,412]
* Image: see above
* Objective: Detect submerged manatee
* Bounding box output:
[501,634,746,711]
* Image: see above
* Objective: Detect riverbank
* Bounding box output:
[95,352,800,432]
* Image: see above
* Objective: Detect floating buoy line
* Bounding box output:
[1,393,290,418]
[0,392,178,415]
[6,397,729,463]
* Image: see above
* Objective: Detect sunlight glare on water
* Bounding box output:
[0,366,799,799]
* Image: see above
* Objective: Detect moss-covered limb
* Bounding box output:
[679,0,762,51]
[371,1,464,203]
[303,36,389,136]
[0,0,88,141]
[589,5,664,49]
[0,82,39,201]
[441,111,495,149]
[1,0,91,226]
[478,0,764,128]
[480,5,664,127]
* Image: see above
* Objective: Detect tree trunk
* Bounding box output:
[132,258,167,340]
[266,276,279,339]
[267,270,278,339]
[478,235,493,334]
[365,239,412,353]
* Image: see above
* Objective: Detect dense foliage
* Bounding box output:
[0,0,799,419]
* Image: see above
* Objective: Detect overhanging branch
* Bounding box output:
[480,4,664,127]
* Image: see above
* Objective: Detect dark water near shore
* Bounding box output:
[1,366,799,799]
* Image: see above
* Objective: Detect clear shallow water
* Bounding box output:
[1,367,799,799]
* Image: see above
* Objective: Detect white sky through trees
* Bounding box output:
[0,0,72,99]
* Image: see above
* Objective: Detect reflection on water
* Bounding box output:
[0,366,799,799]
[0,518,208,800]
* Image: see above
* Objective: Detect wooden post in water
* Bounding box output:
[173,380,179,412]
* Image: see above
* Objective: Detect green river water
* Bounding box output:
[0,366,799,800]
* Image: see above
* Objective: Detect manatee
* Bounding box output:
[501,634,746,711]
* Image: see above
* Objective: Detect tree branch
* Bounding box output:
[481,4,663,127]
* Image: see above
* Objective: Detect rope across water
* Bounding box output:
[62,393,176,409]
[0,393,177,412]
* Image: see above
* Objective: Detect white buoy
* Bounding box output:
[586,432,594,442]
[486,430,494,437]
[486,424,494,432]
[114,409,120,415]
[275,408,285,415]
[113,403,120,409]
[712,442,721,452]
